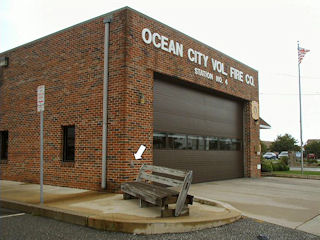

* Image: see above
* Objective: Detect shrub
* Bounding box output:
[281,162,289,171]
[261,159,273,172]
[272,162,280,171]
[279,156,289,165]
[272,159,289,171]
[307,158,317,164]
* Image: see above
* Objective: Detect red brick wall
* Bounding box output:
[0,12,120,190]
[243,102,261,178]
[0,7,260,192]
[106,8,260,191]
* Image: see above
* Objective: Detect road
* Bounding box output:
[0,208,318,240]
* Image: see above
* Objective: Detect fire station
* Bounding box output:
[0,7,261,192]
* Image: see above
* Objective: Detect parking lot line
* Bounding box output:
[0,213,25,219]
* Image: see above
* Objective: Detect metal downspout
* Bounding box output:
[102,18,111,189]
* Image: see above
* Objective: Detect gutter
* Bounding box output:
[102,18,112,189]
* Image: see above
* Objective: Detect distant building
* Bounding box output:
[306,139,320,145]
[261,141,273,149]
[259,118,271,129]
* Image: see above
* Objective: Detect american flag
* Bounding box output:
[298,47,310,64]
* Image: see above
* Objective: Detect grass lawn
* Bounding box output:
[273,170,320,176]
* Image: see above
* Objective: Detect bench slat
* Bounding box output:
[140,171,184,187]
[129,181,179,196]
[122,182,194,205]
[142,164,187,178]
[122,182,179,206]
[122,184,160,206]
[175,171,193,216]
[121,164,193,217]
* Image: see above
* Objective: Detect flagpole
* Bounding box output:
[297,41,304,174]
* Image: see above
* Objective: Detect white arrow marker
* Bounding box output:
[134,145,146,160]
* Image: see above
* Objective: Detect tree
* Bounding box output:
[305,141,320,158]
[260,141,268,153]
[270,134,300,153]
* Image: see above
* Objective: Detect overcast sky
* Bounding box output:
[1,0,319,144]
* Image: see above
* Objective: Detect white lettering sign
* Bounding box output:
[245,74,255,86]
[230,67,243,82]
[194,68,213,80]
[188,48,208,67]
[211,58,228,76]
[142,28,183,57]
[141,27,256,88]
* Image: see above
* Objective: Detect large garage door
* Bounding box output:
[153,78,244,183]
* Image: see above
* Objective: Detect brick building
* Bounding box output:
[0,7,260,192]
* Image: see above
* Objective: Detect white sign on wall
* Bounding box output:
[134,145,146,160]
[37,85,45,112]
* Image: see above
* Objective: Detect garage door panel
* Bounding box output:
[154,111,241,137]
[154,106,238,127]
[153,79,244,182]
[154,80,242,138]
[154,150,243,183]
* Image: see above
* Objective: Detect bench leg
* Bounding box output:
[161,204,190,217]
[178,205,190,217]
[123,193,135,200]
[139,199,154,208]
[161,205,174,218]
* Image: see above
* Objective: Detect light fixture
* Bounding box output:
[139,92,145,104]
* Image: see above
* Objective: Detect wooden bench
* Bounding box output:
[121,164,193,217]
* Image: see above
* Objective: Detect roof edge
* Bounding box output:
[126,7,258,72]
[0,6,130,55]
[1,6,258,72]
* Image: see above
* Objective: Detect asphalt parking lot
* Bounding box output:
[0,208,318,240]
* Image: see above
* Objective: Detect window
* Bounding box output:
[219,138,233,150]
[153,133,166,149]
[188,135,205,150]
[219,138,242,151]
[205,137,218,150]
[63,126,75,162]
[230,139,241,151]
[153,132,242,151]
[0,131,8,161]
[168,134,187,150]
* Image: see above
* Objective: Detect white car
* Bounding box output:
[263,152,277,159]
[278,151,289,158]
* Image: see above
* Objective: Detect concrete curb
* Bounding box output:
[261,173,320,180]
[0,199,88,226]
[0,197,242,235]
[194,197,241,212]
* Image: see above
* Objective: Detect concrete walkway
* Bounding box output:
[0,180,241,234]
[290,167,320,172]
[190,177,320,236]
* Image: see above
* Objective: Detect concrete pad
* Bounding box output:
[36,192,242,234]
[0,180,91,204]
[0,180,241,234]
[297,215,320,236]
[190,177,320,236]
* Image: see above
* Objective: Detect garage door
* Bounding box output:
[153,78,244,183]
